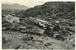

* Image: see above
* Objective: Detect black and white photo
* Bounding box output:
[2,0,75,50]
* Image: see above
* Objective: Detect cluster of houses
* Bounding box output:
[29,17,49,28]
[2,15,50,36]
[2,14,69,40]
[2,14,47,35]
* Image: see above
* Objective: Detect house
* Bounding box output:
[5,14,20,24]
[2,27,6,30]
[19,26,26,30]
[55,21,60,24]
[29,29,44,35]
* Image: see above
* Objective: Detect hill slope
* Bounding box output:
[23,2,75,19]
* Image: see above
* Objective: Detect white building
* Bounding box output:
[29,17,48,28]
[5,14,20,24]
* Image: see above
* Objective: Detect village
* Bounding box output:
[2,1,75,50]
[2,13,75,49]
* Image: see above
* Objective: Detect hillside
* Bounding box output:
[22,2,75,19]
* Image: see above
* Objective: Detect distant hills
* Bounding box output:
[2,3,29,10]
[2,2,75,19]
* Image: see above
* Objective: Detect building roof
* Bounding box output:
[30,29,44,34]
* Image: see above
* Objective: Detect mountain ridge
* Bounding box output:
[2,3,29,10]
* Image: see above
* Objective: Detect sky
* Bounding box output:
[1,0,50,7]
[1,0,75,7]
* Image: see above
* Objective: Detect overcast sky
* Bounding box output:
[2,0,75,7]
[2,0,50,7]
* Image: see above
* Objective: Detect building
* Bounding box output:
[5,14,20,24]
[29,17,48,28]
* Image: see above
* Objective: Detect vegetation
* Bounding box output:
[22,2,75,19]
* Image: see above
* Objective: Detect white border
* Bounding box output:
[0,0,75,50]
